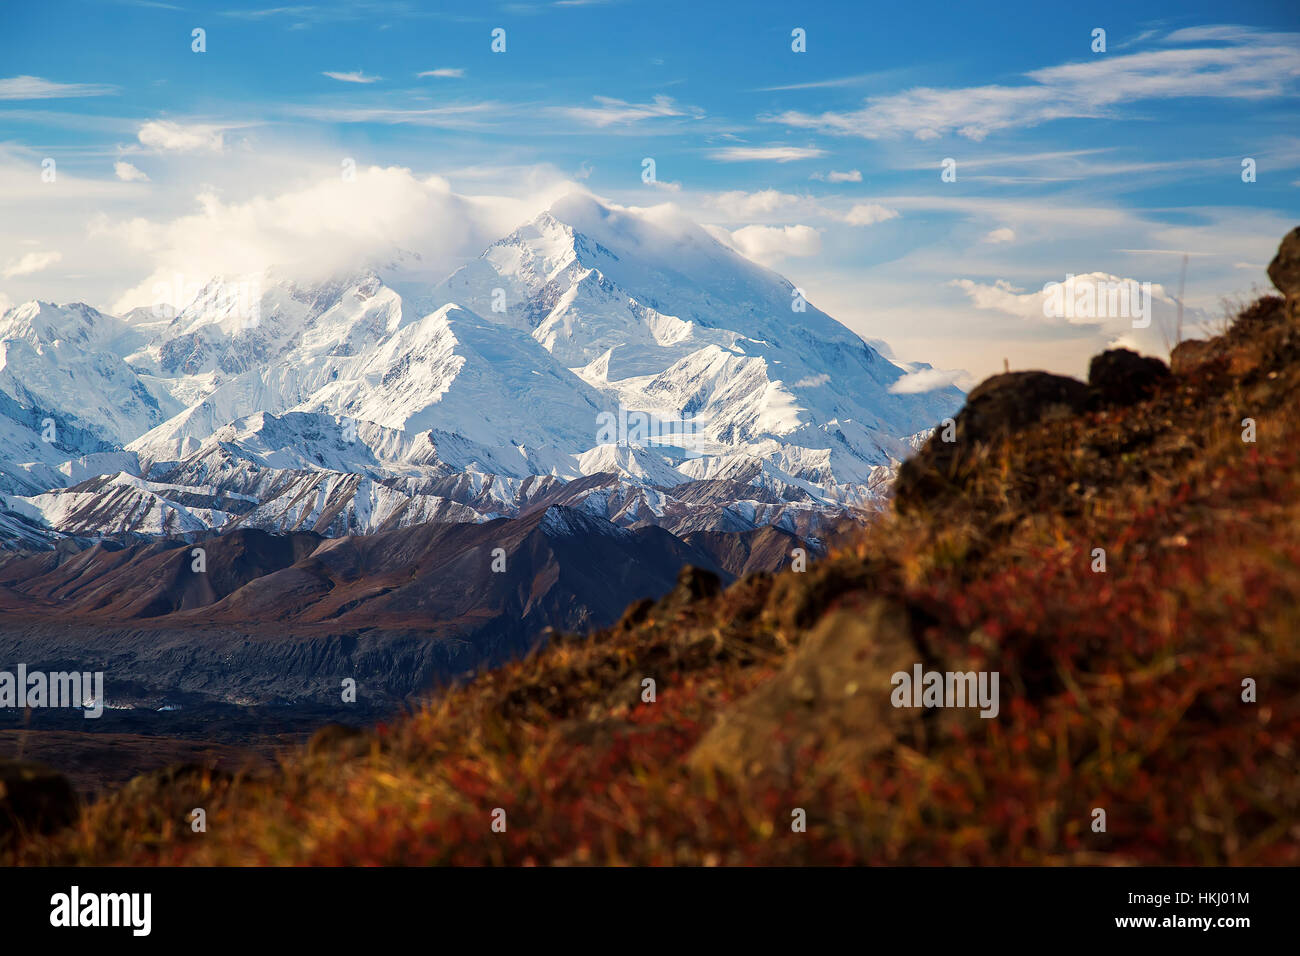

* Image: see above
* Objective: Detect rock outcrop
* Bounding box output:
[1269,226,1300,322]
[1088,348,1170,407]
[689,602,922,782]
[894,371,1089,509]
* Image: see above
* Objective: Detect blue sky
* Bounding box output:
[2,0,1298,381]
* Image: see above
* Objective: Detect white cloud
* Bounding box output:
[708,146,826,163]
[787,202,1291,384]
[811,169,862,182]
[2,250,62,279]
[137,120,227,153]
[417,68,465,78]
[558,95,701,127]
[92,165,550,314]
[984,227,1015,243]
[322,71,382,84]
[949,278,1046,322]
[286,103,497,129]
[888,367,964,394]
[0,135,593,316]
[754,73,890,92]
[0,75,116,99]
[949,272,1214,356]
[767,27,1300,140]
[694,190,899,230]
[114,161,150,182]
[793,373,831,387]
[726,224,822,264]
[707,189,804,219]
[842,203,899,226]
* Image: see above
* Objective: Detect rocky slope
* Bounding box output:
[0,504,818,714]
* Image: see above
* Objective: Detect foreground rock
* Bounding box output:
[1088,348,1170,407]
[689,602,922,782]
[1268,226,1300,299]
[1169,338,1218,376]
[1269,227,1300,323]
[894,371,1088,509]
[953,371,1090,441]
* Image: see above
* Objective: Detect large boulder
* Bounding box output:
[1267,226,1300,299]
[1169,339,1218,377]
[956,371,1089,441]
[894,371,1088,508]
[1088,348,1170,406]
[688,602,922,782]
[0,759,78,844]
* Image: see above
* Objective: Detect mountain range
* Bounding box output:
[0,195,962,719]
[0,194,961,550]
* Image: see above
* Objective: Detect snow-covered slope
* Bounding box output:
[431,194,963,482]
[0,300,181,449]
[0,194,963,548]
[297,303,608,448]
[0,411,70,495]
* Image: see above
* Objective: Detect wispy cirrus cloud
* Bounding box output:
[901,147,1243,185]
[219,3,443,24]
[322,70,382,83]
[752,72,893,92]
[285,103,499,129]
[708,145,826,162]
[766,26,1300,141]
[557,95,702,127]
[0,75,117,99]
[417,68,465,78]
[218,5,317,18]
[811,169,862,183]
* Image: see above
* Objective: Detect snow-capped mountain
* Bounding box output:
[0,194,963,548]
[430,194,961,480]
[0,300,181,451]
